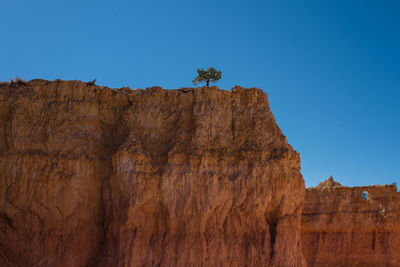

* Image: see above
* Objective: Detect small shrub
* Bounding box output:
[10,77,27,87]
[390,182,399,192]
[192,67,222,87]
[86,79,96,87]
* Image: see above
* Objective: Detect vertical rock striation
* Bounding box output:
[0,80,305,266]
[302,177,400,266]
[0,80,131,267]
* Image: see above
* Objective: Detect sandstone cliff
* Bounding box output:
[302,177,400,267]
[0,80,305,267]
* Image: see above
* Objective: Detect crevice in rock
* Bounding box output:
[268,217,278,261]
[87,98,133,266]
[371,231,376,250]
[0,212,14,231]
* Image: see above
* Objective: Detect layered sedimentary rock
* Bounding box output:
[302,177,400,267]
[0,80,305,266]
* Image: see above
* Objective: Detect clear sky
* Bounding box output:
[1,0,399,187]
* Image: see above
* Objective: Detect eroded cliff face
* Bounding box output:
[0,80,305,267]
[302,177,400,267]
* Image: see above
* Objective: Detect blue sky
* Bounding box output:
[1,0,399,187]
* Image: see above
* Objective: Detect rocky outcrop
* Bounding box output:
[302,177,400,267]
[0,80,305,266]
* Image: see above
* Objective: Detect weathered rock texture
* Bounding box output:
[302,177,400,267]
[0,80,305,266]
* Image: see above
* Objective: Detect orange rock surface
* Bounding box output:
[0,80,305,266]
[302,177,400,266]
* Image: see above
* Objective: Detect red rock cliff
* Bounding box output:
[302,177,400,266]
[0,80,305,267]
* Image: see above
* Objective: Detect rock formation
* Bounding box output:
[302,177,400,266]
[0,80,305,266]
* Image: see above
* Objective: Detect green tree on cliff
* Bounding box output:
[192,67,222,87]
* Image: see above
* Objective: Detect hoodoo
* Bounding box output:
[0,80,306,266]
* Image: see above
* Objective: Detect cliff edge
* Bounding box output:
[0,80,305,267]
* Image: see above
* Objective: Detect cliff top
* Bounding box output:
[0,78,263,95]
[0,78,294,162]
[308,176,398,194]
